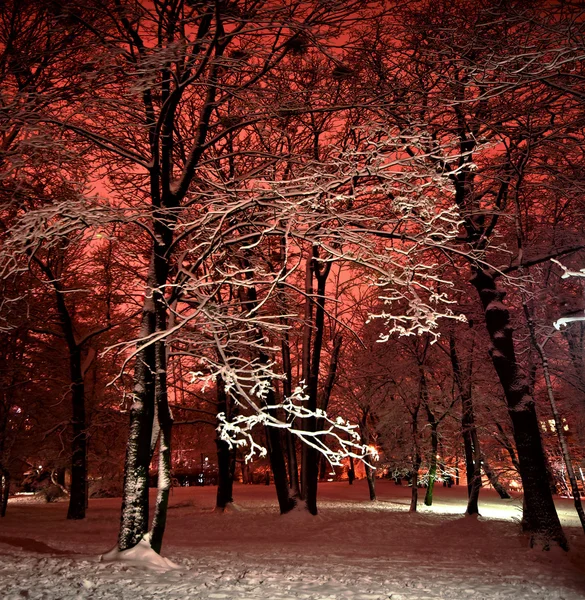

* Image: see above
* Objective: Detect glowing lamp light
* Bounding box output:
[367,445,380,461]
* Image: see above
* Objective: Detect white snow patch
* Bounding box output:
[100,538,181,572]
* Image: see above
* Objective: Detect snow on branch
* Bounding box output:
[551,259,585,330]
[216,385,377,468]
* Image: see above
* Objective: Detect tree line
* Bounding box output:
[1,0,585,554]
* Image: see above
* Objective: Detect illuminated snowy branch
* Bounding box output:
[216,385,378,468]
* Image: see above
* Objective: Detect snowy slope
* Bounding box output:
[1,481,584,599]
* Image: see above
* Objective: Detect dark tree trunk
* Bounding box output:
[449,332,481,515]
[410,453,422,513]
[0,469,9,517]
[482,460,511,499]
[281,332,300,496]
[409,402,421,513]
[348,455,355,485]
[319,454,327,481]
[471,268,567,549]
[215,377,234,511]
[265,390,296,514]
[301,250,331,515]
[423,406,438,506]
[149,308,173,554]
[365,463,376,501]
[67,347,87,520]
[118,280,156,551]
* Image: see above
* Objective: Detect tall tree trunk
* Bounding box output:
[67,346,87,520]
[118,268,156,551]
[359,410,376,501]
[265,391,296,514]
[215,376,235,511]
[423,406,438,507]
[281,331,300,496]
[301,249,331,515]
[149,292,174,554]
[449,332,481,515]
[524,302,585,535]
[472,268,567,549]
[409,403,421,513]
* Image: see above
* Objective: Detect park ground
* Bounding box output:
[1,481,584,599]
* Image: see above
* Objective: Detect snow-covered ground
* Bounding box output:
[1,481,584,599]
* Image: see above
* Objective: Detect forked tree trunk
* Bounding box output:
[472,268,567,549]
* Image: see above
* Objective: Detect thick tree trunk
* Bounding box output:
[472,268,567,549]
[265,390,296,514]
[118,274,156,551]
[301,253,331,515]
[149,310,173,553]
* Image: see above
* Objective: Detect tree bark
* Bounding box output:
[365,462,376,501]
[423,406,438,506]
[281,331,300,496]
[265,390,296,514]
[472,268,567,549]
[66,346,87,520]
[0,469,9,517]
[449,332,481,515]
[215,376,235,511]
[118,270,156,551]
[348,455,355,485]
[149,292,174,554]
[301,248,332,515]
[409,403,421,513]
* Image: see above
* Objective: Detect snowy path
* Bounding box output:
[1,482,584,599]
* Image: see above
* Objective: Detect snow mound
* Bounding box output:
[100,538,181,572]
